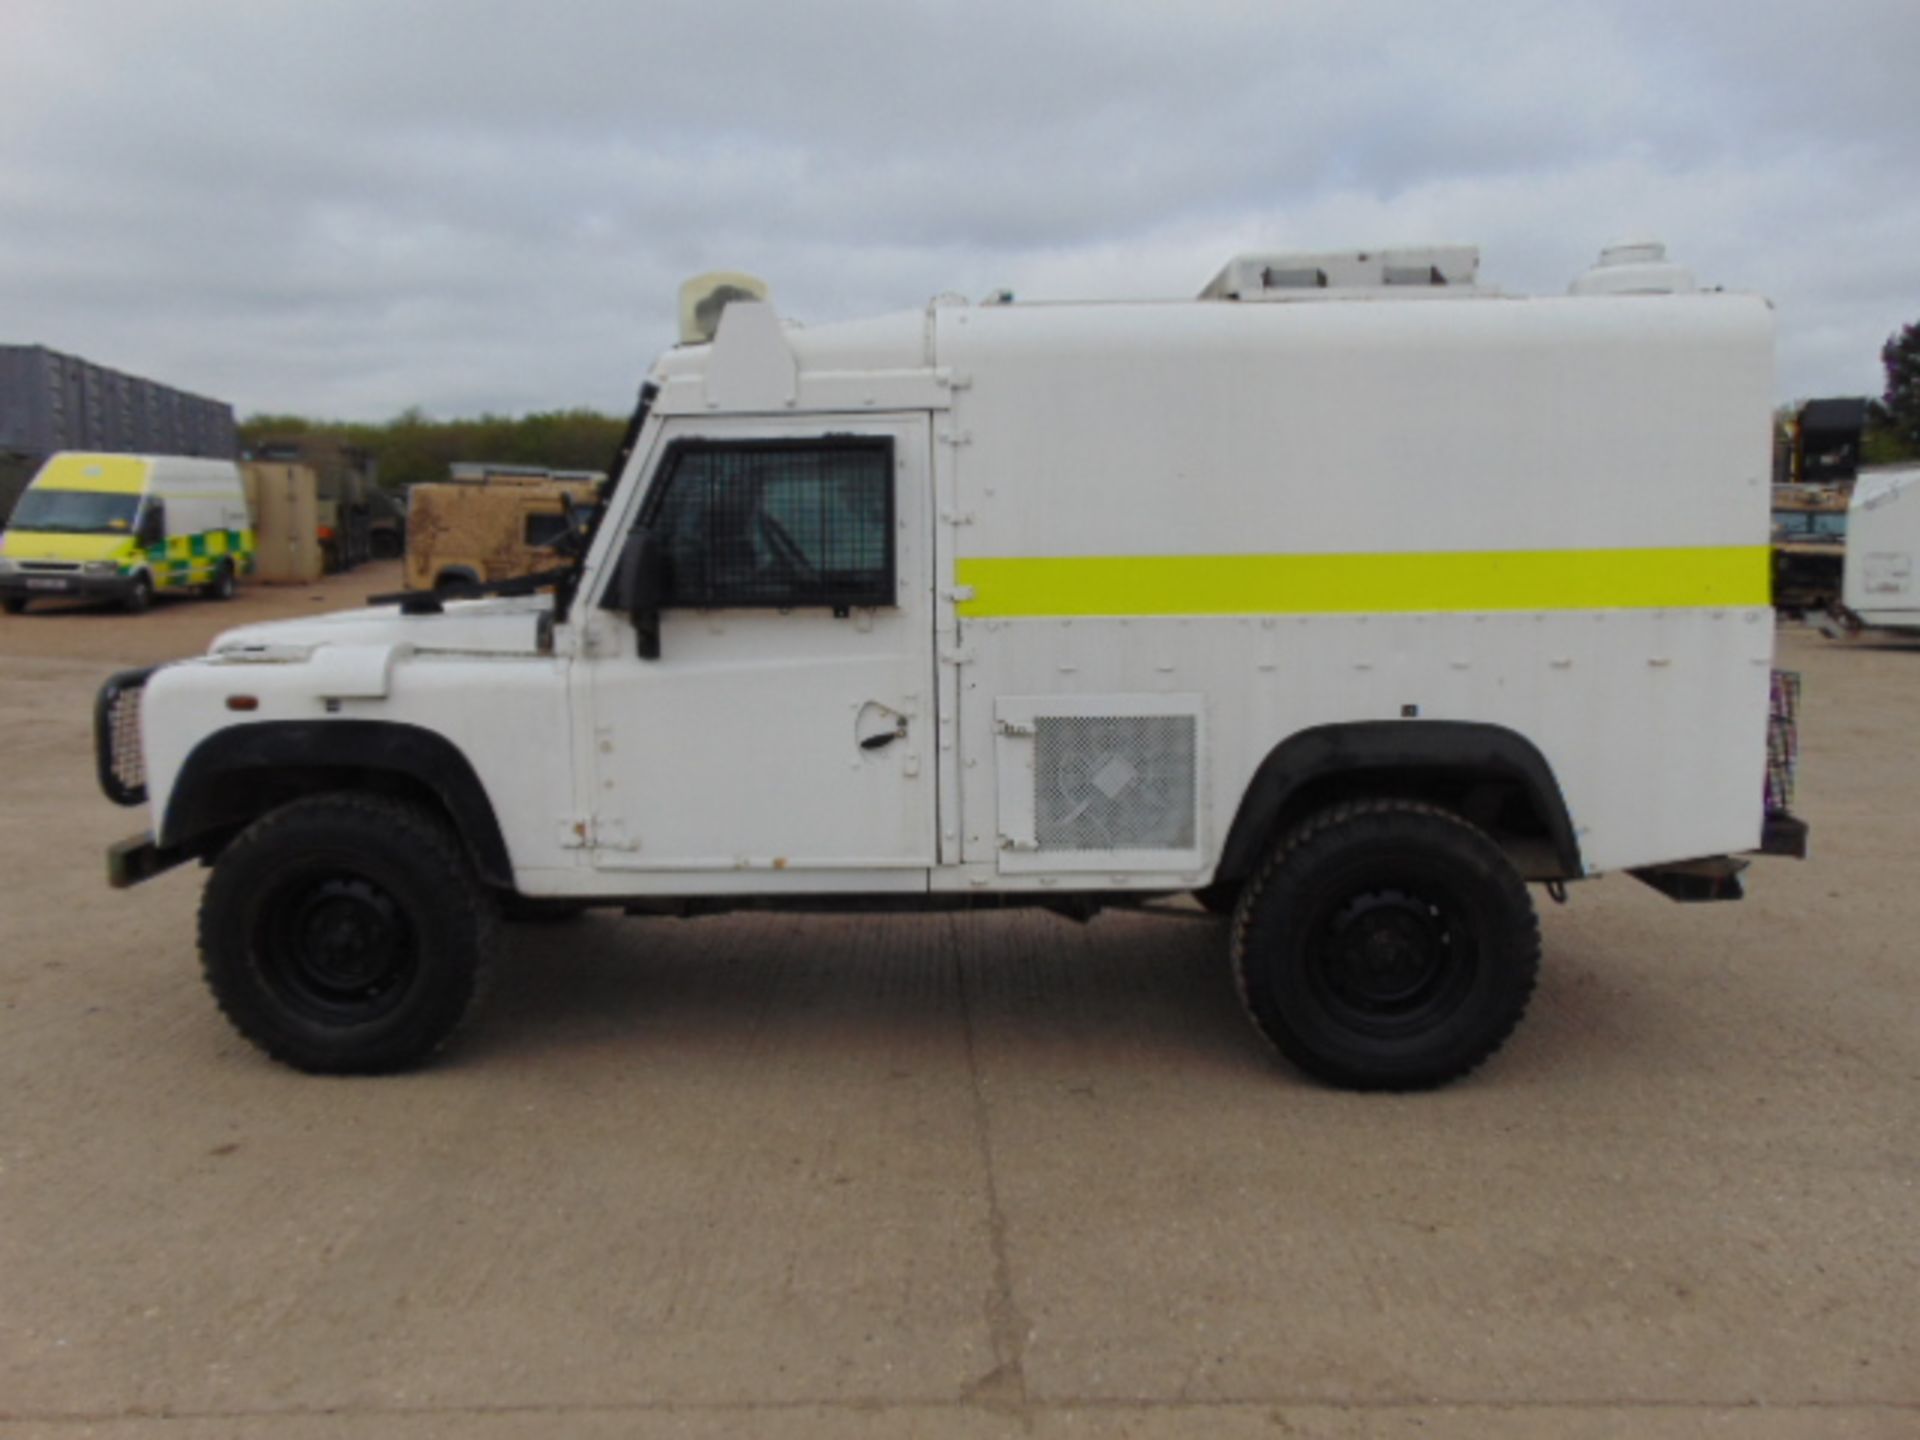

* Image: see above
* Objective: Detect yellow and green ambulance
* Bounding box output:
[0,452,253,614]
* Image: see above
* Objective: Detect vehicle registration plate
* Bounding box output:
[26,578,70,591]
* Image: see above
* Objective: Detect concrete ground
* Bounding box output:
[0,567,1914,1438]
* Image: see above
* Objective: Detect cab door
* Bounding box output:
[582,415,935,883]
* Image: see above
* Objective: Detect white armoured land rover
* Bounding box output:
[97,242,1807,1090]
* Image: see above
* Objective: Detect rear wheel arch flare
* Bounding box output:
[1215,721,1581,884]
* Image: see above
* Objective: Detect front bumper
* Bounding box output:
[1,571,138,602]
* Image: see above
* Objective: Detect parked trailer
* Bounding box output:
[1832,467,1920,634]
[97,240,1805,1090]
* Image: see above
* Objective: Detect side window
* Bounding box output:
[524,511,571,548]
[644,438,895,610]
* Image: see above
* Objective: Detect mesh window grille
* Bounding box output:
[648,439,894,610]
[1034,715,1198,851]
[1766,669,1800,816]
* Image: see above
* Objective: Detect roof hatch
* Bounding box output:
[1201,246,1480,300]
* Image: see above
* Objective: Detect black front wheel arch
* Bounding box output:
[198,793,498,1073]
[1230,798,1540,1091]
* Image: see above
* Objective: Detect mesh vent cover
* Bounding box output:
[1034,715,1197,851]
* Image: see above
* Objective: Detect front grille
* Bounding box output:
[1766,669,1800,816]
[21,561,81,573]
[94,667,155,806]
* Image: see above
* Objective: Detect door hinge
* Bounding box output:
[938,430,973,447]
[941,644,976,667]
[938,509,976,526]
[999,834,1039,852]
[995,718,1035,737]
[943,584,976,604]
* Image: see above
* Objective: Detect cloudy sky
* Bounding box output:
[2,0,1914,420]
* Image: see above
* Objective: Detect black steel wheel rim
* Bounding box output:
[1304,882,1481,1039]
[254,869,419,1023]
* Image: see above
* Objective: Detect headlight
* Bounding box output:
[83,560,119,576]
[0,558,15,575]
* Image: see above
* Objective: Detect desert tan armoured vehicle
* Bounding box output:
[404,472,599,592]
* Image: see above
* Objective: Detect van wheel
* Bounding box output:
[122,573,153,613]
[3,597,26,615]
[1229,799,1539,1091]
[204,561,236,601]
[198,794,499,1074]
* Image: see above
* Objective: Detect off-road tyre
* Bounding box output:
[1191,878,1240,916]
[198,793,499,1074]
[3,597,26,615]
[1229,799,1539,1091]
[204,560,236,601]
[122,572,153,614]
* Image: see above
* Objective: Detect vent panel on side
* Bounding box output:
[1034,715,1197,852]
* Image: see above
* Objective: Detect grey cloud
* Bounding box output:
[1,0,1914,418]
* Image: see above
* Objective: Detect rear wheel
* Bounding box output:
[1230,799,1539,1090]
[198,794,498,1073]
[204,560,236,601]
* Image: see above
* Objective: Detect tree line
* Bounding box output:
[238,406,630,492]
[1867,322,1920,465]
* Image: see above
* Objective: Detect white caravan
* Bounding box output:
[1837,466,1920,633]
[96,241,1806,1090]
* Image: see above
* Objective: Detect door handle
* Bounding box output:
[860,726,906,751]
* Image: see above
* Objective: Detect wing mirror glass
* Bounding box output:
[610,524,668,659]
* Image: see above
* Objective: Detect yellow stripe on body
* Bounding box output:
[954,546,1771,618]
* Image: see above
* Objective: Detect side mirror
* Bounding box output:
[611,524,669,660]
[137,501,165,548]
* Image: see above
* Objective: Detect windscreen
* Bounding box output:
[9,489,141,534]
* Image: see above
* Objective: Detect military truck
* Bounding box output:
[1770,483,1849,613]
[244,435,381,573]
[96,241,1804,1090]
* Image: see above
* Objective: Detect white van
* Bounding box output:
[0,452,252,614]
[97,241,1805,1089]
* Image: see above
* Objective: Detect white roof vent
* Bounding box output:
[1201,246,1480,300]
[1569,239,1697,296]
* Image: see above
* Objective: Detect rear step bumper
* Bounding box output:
[1629,811,1810,903]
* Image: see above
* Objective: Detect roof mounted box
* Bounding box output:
[1201,246,1480,300]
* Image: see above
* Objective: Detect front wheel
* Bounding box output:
[198,794,498,1073]
[1230,799,1539,1091]
[122,572,153,614]
[3,597,26,616]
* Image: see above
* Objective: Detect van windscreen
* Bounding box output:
[9,490,142,535]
